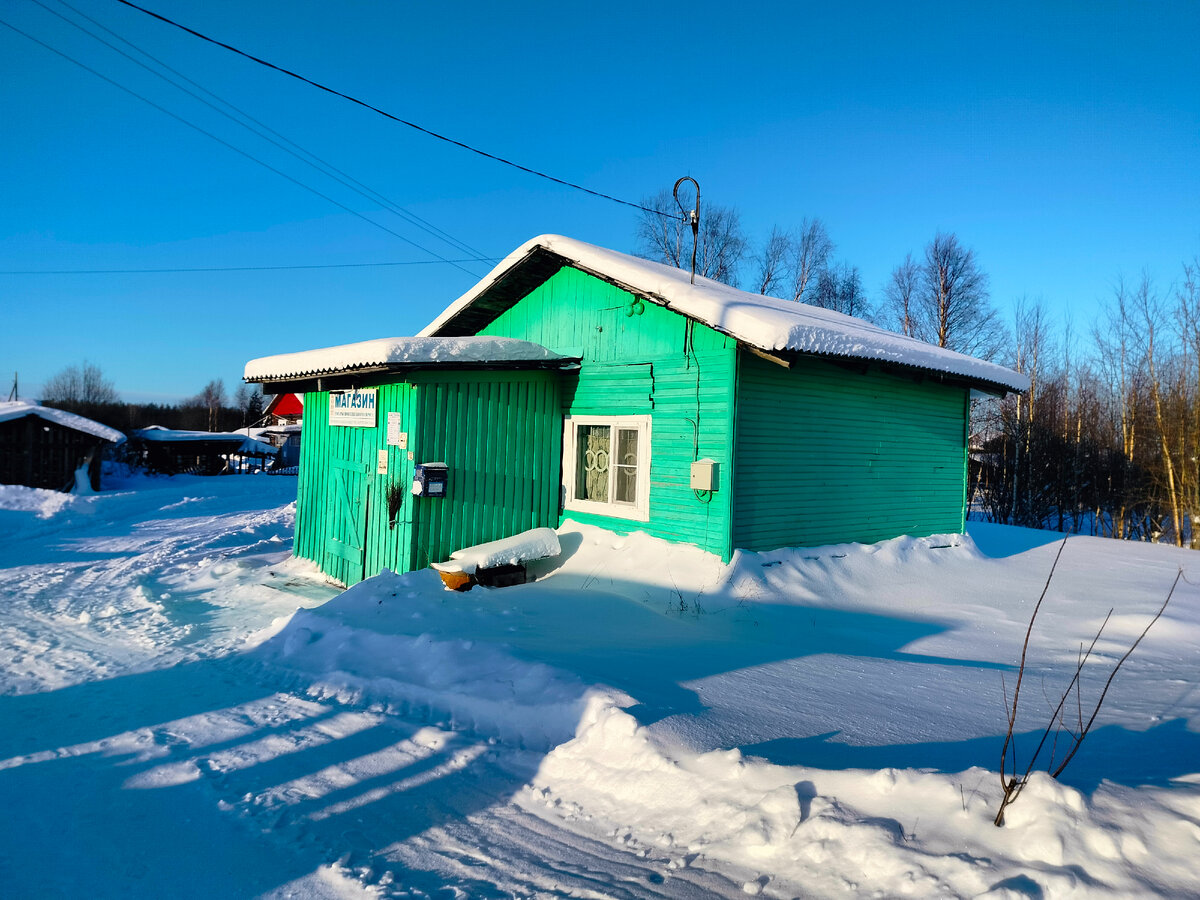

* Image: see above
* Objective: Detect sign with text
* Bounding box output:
[329,389,377,427]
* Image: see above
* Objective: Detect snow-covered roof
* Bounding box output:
[244,336,572,383]
[134,427,247,444]
[132,428,278,456]
[0,401,124,443]
[422,234,1029,394]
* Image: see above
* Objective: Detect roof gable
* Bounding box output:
[265,392,304,417]
[422,235,1028,395]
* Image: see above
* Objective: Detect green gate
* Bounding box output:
[325,458,369,584]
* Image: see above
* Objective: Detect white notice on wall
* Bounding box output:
[329,389,377,427]
[376,449,389,475]
[386,412,407,448]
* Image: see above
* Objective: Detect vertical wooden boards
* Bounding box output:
[406,370,561,569]
[363,382,417,582]
[477,266,738,560]
[326,458,369,583]
[295,382,418,585]
[731,352,970,551]
[293,370,566,582]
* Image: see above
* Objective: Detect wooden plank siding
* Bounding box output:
[293,264,974,581]
[732,351,969,551]
[295,371,561,584]
[0,416,108,491]
[405,370,561,570]
[477,266,738,559]
[295,381,417,585]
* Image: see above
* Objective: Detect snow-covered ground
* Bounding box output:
[1,475,1197,898]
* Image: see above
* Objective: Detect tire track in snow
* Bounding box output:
[0,482,303,694]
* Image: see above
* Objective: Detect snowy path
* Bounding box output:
[0,477,751,898]
[1,656,746,898]
[0,478,309,693]
[3,475,1199,898]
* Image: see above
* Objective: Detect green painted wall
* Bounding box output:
[294,370,560,584]
[478,266,738,559]
[732,351,969,550]
[296,380,417,586]
[405,370,562,570]
[294,265,975,580]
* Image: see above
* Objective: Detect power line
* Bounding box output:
[0,259,499,275]
[0,15,484,278]
[37,0,491,264]
[112,0,671,218]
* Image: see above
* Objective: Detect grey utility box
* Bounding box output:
[689,458,719,491]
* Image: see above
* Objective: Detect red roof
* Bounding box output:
[266,393,304,417]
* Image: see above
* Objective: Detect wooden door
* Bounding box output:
[326,458,369,584]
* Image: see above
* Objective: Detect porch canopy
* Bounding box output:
[244,335,577,393]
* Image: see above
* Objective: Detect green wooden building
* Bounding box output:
[245,235,1027,586]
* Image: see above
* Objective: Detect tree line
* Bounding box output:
[635,190,1000,353]
[975,264,1200,547]
[635,194,1200,547]
[36,362,264,435]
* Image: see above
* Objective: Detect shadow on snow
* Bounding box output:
[0,549,1192,896]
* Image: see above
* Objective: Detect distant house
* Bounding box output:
[264,392,303,424]
[260,393,304,468]
[129,427,276,475]
[0,401,124,491]
[245,235,1027,586]
[257,423,302,468]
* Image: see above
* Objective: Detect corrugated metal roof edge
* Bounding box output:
[246,356,581,385]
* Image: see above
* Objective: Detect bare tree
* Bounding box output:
[1007,297,1055,525]
[752,226,791,296]
[1133,274,1186,545]
[41,361,118,408]
[635,189,747,286]
[913,232,1005,360]
[788,218,834,303]
[1173,256,1200,546]
[233,384,264,427]
[809,262,872,318]
[884,253,920,337]
[193,379,226,432]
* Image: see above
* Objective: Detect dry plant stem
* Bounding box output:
[994,563,1181,826]
[995,537,1070,824]
[1050,570,1180,778]
[1024,610,1111,776]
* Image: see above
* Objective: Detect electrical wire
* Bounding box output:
[0,15,483,277]
[0,259,499,275]
[37,0,491,265]
[112,0,672,217]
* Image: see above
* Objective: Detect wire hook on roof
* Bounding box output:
[673,176,700,284]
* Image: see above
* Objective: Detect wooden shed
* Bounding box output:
[129,427,277,475]
[0,401,124,491]
[246,235,1027,586]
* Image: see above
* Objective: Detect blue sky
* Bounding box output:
[2,0,1198,403]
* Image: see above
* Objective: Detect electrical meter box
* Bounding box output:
[690,458,719,491]
[412,462,448,498]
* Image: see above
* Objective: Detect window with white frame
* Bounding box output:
[562,415,651,521]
